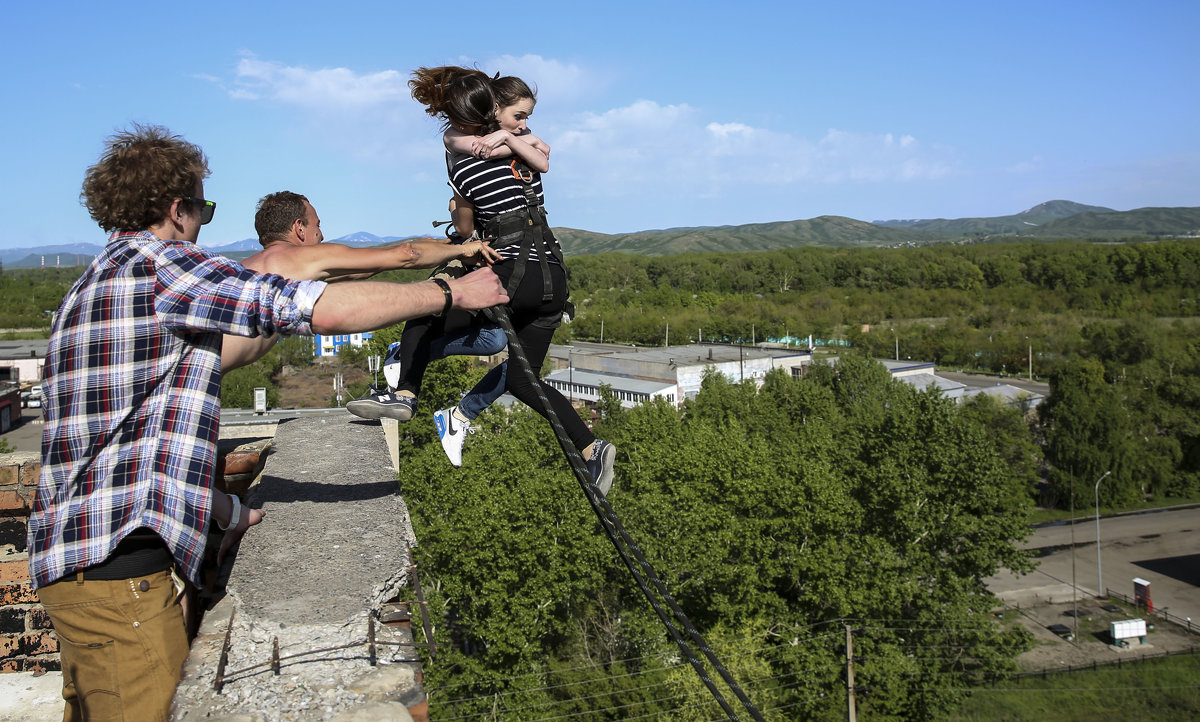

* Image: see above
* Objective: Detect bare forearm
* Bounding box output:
[222,334,279,370]
[312,281,442,333]
[503,134,550,172]
[310,269,507,333]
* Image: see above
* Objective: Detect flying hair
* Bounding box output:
[409,65,501,135]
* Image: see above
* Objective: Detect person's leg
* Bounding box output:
[429,322,506,361]
[349,312,449,421]
[457,361,507,419]
[434,359,508,467]
[38,569,189,722]
[499,263,595,451]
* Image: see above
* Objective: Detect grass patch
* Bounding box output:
[947,653,1200,721]
[0,330,50,340]
[1027,493,1200,527]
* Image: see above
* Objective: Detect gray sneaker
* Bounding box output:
[586,440,616,497]
[346,392,416,422]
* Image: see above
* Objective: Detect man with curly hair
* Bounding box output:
[28,124,507,720]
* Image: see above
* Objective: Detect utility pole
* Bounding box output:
[845,625,857,722]
[1070,482,1078,640]
[1095,470,1112,597]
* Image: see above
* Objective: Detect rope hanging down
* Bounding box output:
[486,305,765,722]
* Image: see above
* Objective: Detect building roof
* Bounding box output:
[0,340,48,360]
[964,383,1045,405]
[902,372,967,395]
[544,368,676,395]
[550,342,810,367]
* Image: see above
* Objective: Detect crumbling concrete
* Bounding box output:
[173,415,425,721]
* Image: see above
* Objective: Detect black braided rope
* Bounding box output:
[487,306,765,722]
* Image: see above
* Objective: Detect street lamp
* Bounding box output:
[1026,336,1033,381]
[1094,470,1112,597]
[890,328,898,361]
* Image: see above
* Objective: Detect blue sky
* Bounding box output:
[2,0,1196,250]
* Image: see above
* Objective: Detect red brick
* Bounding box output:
[22,632,57,655]
[0,559,30,584]
[0,583,38,605]
[0,491,26,513]
[0,518,26,553]
[29,608,51,630]
[1,632,59,657]
[20,461,40,486]
[23,657,60,673]
[0,608,26,634]
[0,659,17,672]
[0,465,16,488]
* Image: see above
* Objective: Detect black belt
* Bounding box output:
[77,529,173,581]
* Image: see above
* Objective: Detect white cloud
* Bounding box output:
[231,56,410,107]
[477,54,596,103]
[551,100,955,200]
[212,54,957,213]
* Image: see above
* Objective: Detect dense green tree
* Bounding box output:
[406,356,1035,720]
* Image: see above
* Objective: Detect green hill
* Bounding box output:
[557,203,1200,256]
[874,200,1116,236]
[556,215,937,256]
[1035,206,1200,238]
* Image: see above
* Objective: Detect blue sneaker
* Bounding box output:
[586,440,616,497]
[434,407,471,467]
[346,391,416,422]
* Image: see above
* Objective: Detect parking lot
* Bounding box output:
[987,506,1200,670]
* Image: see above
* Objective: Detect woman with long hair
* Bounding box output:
[351,66,615,494]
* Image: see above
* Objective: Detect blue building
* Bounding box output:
[313,332,373,357]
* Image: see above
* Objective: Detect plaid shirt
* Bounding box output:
[29,230,326,588]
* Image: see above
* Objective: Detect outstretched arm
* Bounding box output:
[255,241,500,284]
[319,240,501,282]
[310,268,508,333]
[444,129,550,173]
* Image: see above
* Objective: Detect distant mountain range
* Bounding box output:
[0,232,424,268]
[3,202,1198,268]
[554,201,1200,256]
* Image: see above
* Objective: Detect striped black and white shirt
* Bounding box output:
[447,152,561,263]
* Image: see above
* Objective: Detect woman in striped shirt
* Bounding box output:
[355,66,616,495]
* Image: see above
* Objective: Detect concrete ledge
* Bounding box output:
[173,415,424,721]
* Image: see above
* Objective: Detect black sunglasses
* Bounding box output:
[181,197,217,225]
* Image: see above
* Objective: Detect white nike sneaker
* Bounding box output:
[434,407,471,467]
[383,341,404,390]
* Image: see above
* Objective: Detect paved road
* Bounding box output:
[936,369,1051,396]
[0,408,42,455]
[988,506,1200,627]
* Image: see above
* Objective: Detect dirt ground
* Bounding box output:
[1004,595,1198,673]
[274,360,372,408]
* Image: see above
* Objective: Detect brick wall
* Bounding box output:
[0,454,58,673]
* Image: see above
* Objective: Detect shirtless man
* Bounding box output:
[222,190,500,368]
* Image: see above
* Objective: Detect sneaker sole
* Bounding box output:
[595,443,616,496]
[346,399,414,422]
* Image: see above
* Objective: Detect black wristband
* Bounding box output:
[431,278,453,317]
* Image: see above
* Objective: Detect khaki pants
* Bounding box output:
[38,568,189,722]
